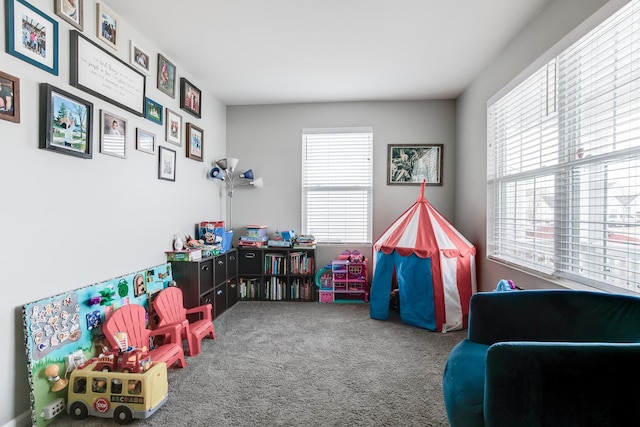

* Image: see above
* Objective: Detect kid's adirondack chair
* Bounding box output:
[103,303,186,368]
[153,286,216,356]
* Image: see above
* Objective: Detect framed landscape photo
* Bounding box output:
[0,70,20,123]
[6,0,59,75]
[136,128,155,155]
[100,110,127,159]
[54,0,83,31]
[387,144,443,186]
[157,54,176,98]
[158,146,176,181]
[129,40,150,74]
[39,83,92,159]
[165,108,182,146]
[186,123,203,162]
[96,2,118,49]
[180,78,201,118]
[145,98,163,125]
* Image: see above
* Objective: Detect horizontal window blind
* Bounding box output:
[302,129,373,244]
[488,0,640,293]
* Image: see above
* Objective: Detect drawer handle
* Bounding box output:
[245,253,256,259]
[217,260,224,265]
[217,290,223,295]
[229,255,236,261]
[201,265,210,271]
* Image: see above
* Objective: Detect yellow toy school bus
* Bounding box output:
[67,360,168,424]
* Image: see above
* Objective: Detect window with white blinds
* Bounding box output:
[487,0,640,293]
[302,128,373,244]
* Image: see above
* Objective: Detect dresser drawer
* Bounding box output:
[213,284,227,318]
[238,249,262,274]
[214,254,227,285]
[199,259,214,295]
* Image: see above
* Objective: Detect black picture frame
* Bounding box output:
[387,144,443,186]
[180,77,201,118]
[39,83,93,159]
[158,146,176,181]
[70,30,146,116]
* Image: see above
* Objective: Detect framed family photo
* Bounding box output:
[145,98,163,125]
[6,0,59,75]
[165,108,182,146]
[136,128,155,155]
[180,78,201,118]
[0,70,20,123]
[96,3,118,49]
[158,146,176,181]
[130,40,150,74]
[54,0,83,31]
[186,123,203,162]
[387,144,443,186]
[39,83,92,159]
[100,110,127,159]
[157,54,176,98]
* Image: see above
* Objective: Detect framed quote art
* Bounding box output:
[39,83,92,159]
[387,144,443,186]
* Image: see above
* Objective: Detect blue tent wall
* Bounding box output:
[370,251,436,330]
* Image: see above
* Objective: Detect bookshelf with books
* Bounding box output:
[238,246,316,302]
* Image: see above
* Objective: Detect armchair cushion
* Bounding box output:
[443,289,640,427]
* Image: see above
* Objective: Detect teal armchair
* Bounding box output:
[442,289,640,427]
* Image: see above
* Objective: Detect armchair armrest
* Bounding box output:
[186,303,212,321]
[149,323,182,345]
[484,341,640,426]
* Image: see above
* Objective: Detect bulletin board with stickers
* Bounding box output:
[21,263,174,427]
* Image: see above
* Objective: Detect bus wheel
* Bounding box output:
[68,402,88,420]
[114,406,134,424]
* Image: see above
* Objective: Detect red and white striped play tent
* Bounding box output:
[369,181,477,331]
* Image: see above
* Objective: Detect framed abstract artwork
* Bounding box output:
[387,144,443,185]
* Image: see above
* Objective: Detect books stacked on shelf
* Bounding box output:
[239,278,261,299]
[266,277,286,300]
[294,235,316,248]
[289,251,314,274]
[290,278,314,300]
[238,224,269,247]
[165,248,202,262]
[267,239,291,247]
[265,252,287,274]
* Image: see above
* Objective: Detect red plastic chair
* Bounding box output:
[153,286,216,356]
[103,303,186,368]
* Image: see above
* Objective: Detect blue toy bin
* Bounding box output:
[221,230,233,253]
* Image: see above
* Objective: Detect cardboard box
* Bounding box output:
[166,249,202,262]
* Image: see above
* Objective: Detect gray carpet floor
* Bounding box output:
[53,301,465,426]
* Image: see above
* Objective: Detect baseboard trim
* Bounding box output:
[1,410,31,427]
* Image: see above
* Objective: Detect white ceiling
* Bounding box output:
[106,0,551,106]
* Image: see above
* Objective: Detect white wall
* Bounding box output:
[227,100,457,268]
[0,1,226,425]
[455,0,627,291]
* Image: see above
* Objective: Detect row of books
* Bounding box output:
[238,278,315,301]
[289,252,314,274]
